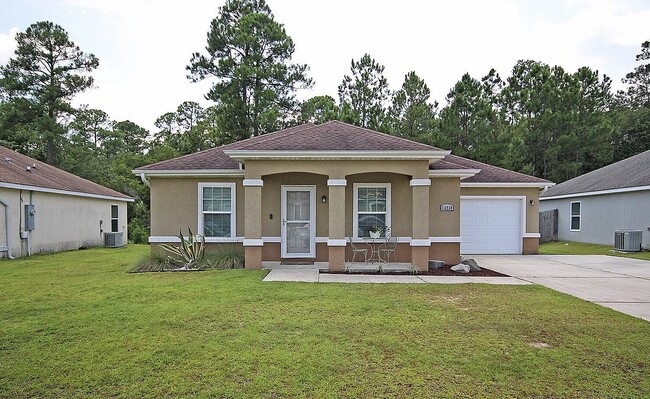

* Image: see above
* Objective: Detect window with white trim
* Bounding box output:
[199,183,236,238]
[353,183,391,238]
[110,205,119,232]
[570,201,581,231]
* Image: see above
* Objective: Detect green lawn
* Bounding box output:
[1,246,649,398]
[540,241,650,260]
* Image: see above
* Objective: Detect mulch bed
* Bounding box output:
[325,265,509,277]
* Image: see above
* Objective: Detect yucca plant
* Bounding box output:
[159,228,205,270]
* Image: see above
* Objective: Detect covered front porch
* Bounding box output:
[235,158,436,272]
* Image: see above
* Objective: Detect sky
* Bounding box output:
[0,0,649,132]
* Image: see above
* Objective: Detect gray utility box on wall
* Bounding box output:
[614,230,643,252]
[24,204,35,231]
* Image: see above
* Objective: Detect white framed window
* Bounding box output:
[353,183,391,238]
[570,201,581,231]
[198,183,236,238]
[110,205,119,232]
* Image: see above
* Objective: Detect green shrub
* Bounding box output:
[203,247,245,270]
[129,250,174,272]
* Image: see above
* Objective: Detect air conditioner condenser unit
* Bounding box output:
[104,232,125,248]
[614,230,642,252]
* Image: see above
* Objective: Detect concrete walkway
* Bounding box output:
[262,264,530,285]
[472,255,650,322]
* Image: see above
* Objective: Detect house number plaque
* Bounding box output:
[440,203,454,211]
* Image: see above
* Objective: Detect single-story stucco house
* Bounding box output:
[0,146,132,259]
[134,121,552,271]
[540,149,650,248]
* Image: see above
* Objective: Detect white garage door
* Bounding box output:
[461,198,522,254]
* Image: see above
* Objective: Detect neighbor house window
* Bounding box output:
[199,183,236,238]
[570,201,581,231]
[353,183,391,238]
[111,205,119,232]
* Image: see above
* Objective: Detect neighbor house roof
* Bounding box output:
[135,121,551,186]
[0,146,133,201]
[541,149,650,199]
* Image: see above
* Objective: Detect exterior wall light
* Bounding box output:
[322,195,327,203]
[529,199,535,206]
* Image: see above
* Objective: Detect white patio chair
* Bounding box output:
[378,235,398,264]
[348,236,368,264]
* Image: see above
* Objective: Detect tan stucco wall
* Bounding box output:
[260,173,329,237]
[244,159,431,179]
[0,187,128,258]
[150,177,245,236]
[430,178,461,237]
[460,187,541,233]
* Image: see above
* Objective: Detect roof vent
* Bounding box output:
[26,166,31,172]
[3,157,11,163]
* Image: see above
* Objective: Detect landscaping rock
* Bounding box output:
[450,264,470,273]
[428,260,445,270]
[461,258,481,272]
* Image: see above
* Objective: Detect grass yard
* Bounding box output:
[1,246,649,398]
[540,240,650,261]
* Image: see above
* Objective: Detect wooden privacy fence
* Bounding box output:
[539,209,558,243]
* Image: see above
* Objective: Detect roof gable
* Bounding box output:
[0,146,132,200]
[542,150,650,198]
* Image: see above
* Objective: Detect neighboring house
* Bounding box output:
[540,149,650,247]
[0,146,133,259]
[134,121,552,271]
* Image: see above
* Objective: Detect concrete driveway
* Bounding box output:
[472,255,650,322]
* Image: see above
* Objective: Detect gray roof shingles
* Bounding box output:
[0,146,132,200]
[542,149,650,197]
[138,121,549,184]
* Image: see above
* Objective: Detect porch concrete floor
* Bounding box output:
[262,262,531,285]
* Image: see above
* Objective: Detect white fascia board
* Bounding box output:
[430,169,481,180]
[222,150,451,161]
[132,169,245,177]
[0,182,134,202]
[461,182,555,189]
[429,236,461,243]
[540,185,650,201]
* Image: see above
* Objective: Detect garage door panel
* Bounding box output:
[461,198,522,254]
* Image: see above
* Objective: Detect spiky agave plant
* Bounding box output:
[159,228,205,270]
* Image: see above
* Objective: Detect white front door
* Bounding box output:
[281,186,316,258]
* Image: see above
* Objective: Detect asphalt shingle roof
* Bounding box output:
[433,155,551,184]
[137,121,549,184]
[542,149,650,197]
[0,146,132,200]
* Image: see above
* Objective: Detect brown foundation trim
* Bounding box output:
[523,237,539,254]
[429,242,461,265]
[244,247,262,269]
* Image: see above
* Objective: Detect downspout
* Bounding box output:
[140,173,150,187]
[0,197,14,259]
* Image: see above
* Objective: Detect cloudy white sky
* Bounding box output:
[1,0,648,131]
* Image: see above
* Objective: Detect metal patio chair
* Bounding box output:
[348,236,369,264]
[378,235,398,264]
